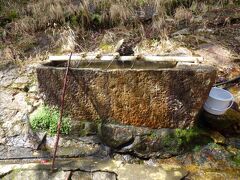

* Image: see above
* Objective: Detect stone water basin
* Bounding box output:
[36,59,216,128]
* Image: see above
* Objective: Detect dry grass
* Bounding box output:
[0,0,173,57]
[54,27,77,53]
[1,0,236,32]
[110,4,135,25]
[0,0,237,61]
[5,0,180,33]
[134,38,181,55]
[174,6,193,24]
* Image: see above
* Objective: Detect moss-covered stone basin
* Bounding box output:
[36,60,216,128]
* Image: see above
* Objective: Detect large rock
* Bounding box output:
[99,124,133,149]
[98,123,212,158]
[37,61,216,128]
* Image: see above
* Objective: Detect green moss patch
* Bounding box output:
[161,128,212,154]
[30,105,71,136]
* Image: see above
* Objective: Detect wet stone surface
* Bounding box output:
[0,145,50,160]
[45,135,109,158]
[0,134,110,160]
[176,144,237,168]
[0,158,188,180]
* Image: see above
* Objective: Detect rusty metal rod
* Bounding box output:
[51,52,72,171]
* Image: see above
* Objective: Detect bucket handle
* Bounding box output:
[228,99,234,109]
[204,100,234,112]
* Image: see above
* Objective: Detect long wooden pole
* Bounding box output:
[51,52,72,171]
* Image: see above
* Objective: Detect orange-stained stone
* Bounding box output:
[37,61,216,128]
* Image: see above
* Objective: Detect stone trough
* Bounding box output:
[36,56,216,129]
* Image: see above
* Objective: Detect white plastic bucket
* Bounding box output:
[203,87,234,115]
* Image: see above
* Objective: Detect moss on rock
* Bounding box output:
[97,123,212,158]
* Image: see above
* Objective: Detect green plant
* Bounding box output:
[208,142,221,149]
[160,128,206,154]
[91,13,102,25]
[161,134,182,154]
[148,131,158,139]
[232,152,240,165]
[30,105,71,136]
[175,128,202,144]
[69,15,79,27]
[138,0,146,6]
[8,10,19,21]
[193,145,201,152]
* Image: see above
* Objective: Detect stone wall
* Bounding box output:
[37,63,216,128]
